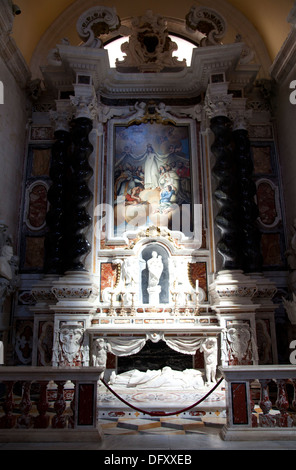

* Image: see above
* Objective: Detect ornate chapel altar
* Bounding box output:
[20,5,279,392]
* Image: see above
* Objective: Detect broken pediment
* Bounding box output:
[115,10,187,73]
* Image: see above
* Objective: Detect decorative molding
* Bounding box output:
[271,4,296,83]
[29,0,271,82]
[0,1,31,88]
[50,41,243,100]
[209,270,257,308]
[116,10,186,72]
[76,5,121,48]
[185,5,227,46]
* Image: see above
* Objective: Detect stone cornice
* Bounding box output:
[270,27,296,84]
[44,42,244,100]
[270,4,296,84]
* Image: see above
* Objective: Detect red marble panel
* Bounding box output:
[100,263,118,294]
[189,262,208,300]
[77,384,95,426]
[231,382,249,425]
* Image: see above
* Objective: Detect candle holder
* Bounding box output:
[130,291,136,316]
[119,292,126,316]
[108,291,116,316]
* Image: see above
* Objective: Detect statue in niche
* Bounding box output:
[140,244,170,304]
[146,251,164,305]
[147,251,163,287]
[92,338,110,379]
[200,338,218,385]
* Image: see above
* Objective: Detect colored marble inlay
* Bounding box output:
[252,146,272,174]
[257,181,278,225]
[32,148,51,176]
[24,237,45,268]
[78,384,95,426]
[261,233,283,266]
[231,382,249,425]
[188,262,208,300]
[100,262,118,294]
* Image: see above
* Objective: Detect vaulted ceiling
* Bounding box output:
[11,0,294,68]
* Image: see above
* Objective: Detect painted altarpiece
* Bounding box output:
[101,117,203,249]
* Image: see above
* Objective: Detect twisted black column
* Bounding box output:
[211,115,242,270]
[233,128,263,273]
[64,117,93,272]
[44,129,71,274]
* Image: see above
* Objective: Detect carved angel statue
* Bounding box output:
[122,257,139,288]
[200,337,218,385]
[92,338,111,379]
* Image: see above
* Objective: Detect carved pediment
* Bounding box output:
[116,10,186,73]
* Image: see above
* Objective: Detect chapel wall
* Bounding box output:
[0,56,28,246]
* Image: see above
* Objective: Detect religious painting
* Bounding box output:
[113,121,193,237]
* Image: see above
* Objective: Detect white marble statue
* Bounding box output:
[92,338,111,379]
[200,338,218,385]
[122,257,139,288]
[147,251,163,288]
[109,366,204,389]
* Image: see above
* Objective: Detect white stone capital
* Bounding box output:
[71,84,98,120]
[230,98,252,131]
[205,82,232,119]
[49,100,73,132]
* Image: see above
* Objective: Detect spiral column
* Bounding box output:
[64,116,94,272]
[45,103,72,274]
[232,108,263,273]
[205,85,242,270]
